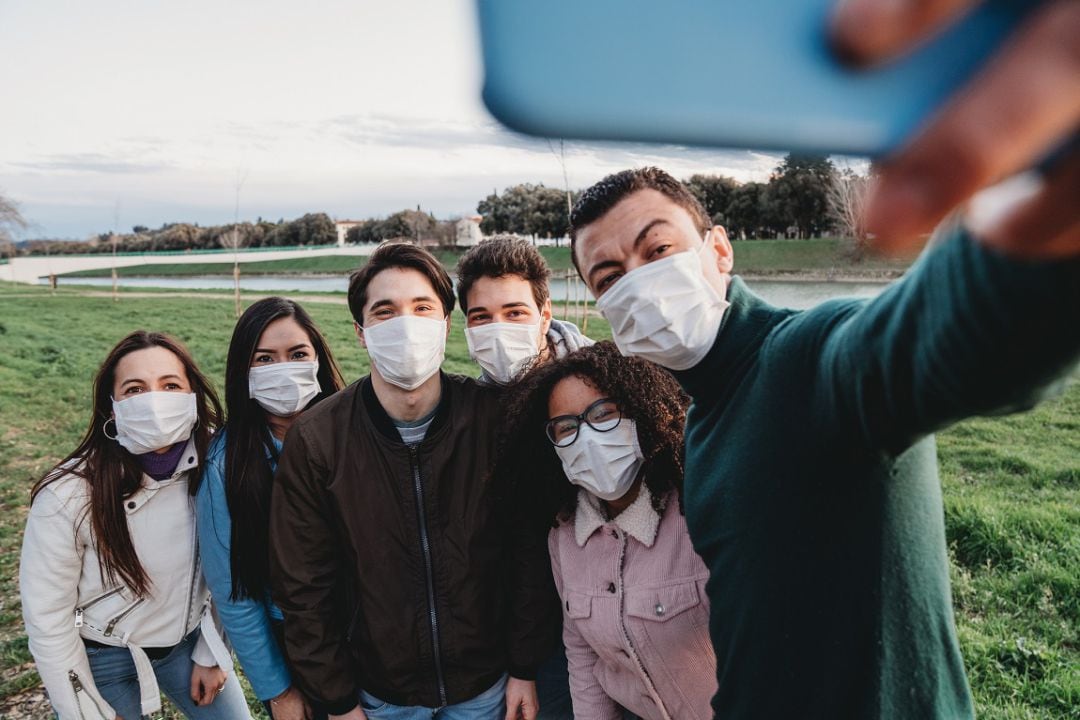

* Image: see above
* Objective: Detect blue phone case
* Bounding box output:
[477,0,1036,156]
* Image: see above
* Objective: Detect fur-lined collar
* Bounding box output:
[574,484,662,548]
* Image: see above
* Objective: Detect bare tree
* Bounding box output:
[826,168,872,260]
[545,140,590,331]
[546,139,573,247]
[219,227,245,318]
[1,191,28,284]
[222,166,250,318]
[111,202,121,302]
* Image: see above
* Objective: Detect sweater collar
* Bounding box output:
[574,484,662,548]
[672,275,787,399]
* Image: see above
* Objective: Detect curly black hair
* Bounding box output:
[496,341,689,529]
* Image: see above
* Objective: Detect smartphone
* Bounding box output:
[476,0,1037,156]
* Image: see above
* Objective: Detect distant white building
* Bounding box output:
[334,220,365,247]
[456,215,483,247]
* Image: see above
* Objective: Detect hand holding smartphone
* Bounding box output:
[477,0,1078,253]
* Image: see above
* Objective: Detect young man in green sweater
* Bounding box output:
[567,167,1079,718]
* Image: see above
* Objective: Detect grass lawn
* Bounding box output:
[57,238,912,279]
[59,246,579,279]
[0,287,1074,718]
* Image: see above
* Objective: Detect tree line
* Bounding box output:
[4,153,868,259]
[8,213,338,258]
[475,154,867,243]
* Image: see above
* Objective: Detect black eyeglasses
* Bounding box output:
[545,397,622,447]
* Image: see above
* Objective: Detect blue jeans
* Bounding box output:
[359,674,507,720]
[86,630,251,719]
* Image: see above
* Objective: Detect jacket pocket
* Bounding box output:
[74,587,123,628]
[563,591,592,620]
[103,597,146,637]
[625,581,700,623]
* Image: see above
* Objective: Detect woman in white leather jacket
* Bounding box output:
[19,330,251,720]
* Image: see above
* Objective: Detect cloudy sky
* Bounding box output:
[0,0,787,239]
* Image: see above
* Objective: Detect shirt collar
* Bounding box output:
[574,484,662,548]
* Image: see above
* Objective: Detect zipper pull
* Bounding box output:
[104,617,118,636]
[74,609,84,628]
[68,670,84,692]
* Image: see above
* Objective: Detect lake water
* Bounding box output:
[49,275,890,310]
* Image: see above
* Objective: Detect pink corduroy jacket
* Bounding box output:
[548,488,717,720]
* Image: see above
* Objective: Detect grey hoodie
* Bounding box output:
[476,318,594,386]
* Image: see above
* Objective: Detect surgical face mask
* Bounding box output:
[248,360,321,417]
[465,322,542,385]
[595,236,729,371]
[554,419,644,502]
[362,315,447,391]
[111,391,198,455]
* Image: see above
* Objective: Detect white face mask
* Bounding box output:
[465,322,542,385]
[363,315,447,391]
[595,236,729,371]
[554,418,644,502]
[111,391,198,455]
[248,360,321,417]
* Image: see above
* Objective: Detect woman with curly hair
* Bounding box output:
[498,341,716,720]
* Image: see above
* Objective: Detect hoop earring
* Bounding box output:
[102,418,118,440]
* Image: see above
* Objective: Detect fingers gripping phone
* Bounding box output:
[476,0,1038,156]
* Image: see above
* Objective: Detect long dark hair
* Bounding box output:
[214,297,343,600]
[496,341,689,528]
[32,331,222,597]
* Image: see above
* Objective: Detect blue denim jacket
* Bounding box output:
[195,432,290,701]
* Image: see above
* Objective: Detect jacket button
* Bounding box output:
[188,456,195,464]
[655,603,665,617]
[127,501,136,509]
[607,582,616,594]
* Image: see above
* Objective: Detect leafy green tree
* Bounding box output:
[477,183,571,238]
[685,174,738,225]
[345,221,375,244]
[764,153,836,238]
[725,182,768,239]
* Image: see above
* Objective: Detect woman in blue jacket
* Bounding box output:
[195,297,343,720]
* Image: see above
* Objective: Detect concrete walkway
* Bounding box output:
[3,245,376,284]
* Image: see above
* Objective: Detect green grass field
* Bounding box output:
[58,238,912,279]
[59,246,580,279]
[0,287,1074,718]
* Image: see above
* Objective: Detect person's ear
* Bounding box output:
[707,225,734,274]
[444,314,452,337]
[354,321,366,348]
[539,297,553,336]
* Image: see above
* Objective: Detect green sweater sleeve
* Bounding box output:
[814,220,1080,454]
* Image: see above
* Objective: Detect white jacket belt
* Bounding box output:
[20,439,233,720]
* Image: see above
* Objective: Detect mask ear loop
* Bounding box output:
[102,418,119,440]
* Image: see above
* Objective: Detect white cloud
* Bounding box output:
[0,0,790,238]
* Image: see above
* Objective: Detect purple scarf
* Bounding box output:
[137,441,187,480]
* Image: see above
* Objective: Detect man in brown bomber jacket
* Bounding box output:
[269,243,556,719]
